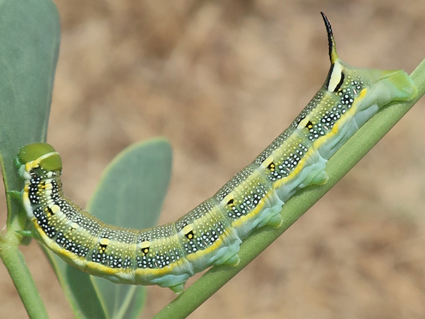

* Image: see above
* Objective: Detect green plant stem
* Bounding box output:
[153,58,425,319]
[0,219,49,319]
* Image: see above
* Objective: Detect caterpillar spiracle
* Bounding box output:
[16,13,417,294]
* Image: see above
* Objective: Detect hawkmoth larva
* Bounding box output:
[16,12,417,294]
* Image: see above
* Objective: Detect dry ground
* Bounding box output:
[1,0,425,318]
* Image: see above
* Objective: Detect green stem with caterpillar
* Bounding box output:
[152,59,425,319]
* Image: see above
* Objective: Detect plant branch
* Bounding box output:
[0,218,50,319]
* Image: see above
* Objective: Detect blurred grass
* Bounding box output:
[1,1,424,318]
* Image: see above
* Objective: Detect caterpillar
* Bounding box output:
[16,13,417,294]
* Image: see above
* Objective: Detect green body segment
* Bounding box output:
[134,224,193,291]
[15,13,417,293]
[175,199,241,272]
[214,164,284,239]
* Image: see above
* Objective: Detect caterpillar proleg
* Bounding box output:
[16,13,417,294]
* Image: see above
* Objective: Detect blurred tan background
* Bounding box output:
[1,0,425,318]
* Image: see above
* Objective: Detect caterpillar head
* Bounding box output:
[16,143,62,180]
[321,12,416,111]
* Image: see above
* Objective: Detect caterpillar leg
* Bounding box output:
[210,235,242,268]
[261,191,285,228]
[8,190,22,201]
[150,272,191,294]
[309,170,329,186]
[8,189,34,245]
[15,229,34,238]
[295,152,328,189]
[251,198,284,229]
[265,212,284,228]
[170,283,186,294]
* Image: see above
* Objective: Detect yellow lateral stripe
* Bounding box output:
[272,147,316,189]
[184,235,227,262]
[312,88,367,151]
[34,220,189,278]
[230,199,267,228]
